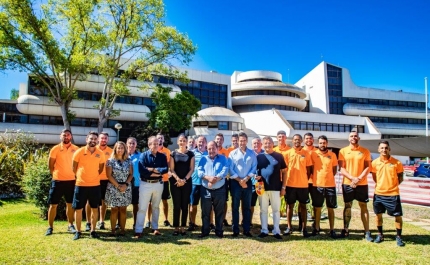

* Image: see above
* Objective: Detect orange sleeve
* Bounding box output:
[371,160,377,173]
[396,161,404,173]
[49,145,58,159]
[338,149,344,162]
[332,152,338,168]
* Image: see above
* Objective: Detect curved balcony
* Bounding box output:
[373,123,427,136]
[343,103,428,119]
[232,95,306,110]
[17,95,150,121]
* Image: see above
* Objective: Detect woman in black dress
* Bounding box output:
[169,134,195,235]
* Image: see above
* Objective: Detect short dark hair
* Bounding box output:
[61,129,72,134]
[87,131,98,137]
[292,134,302,140]
[378,140,390,146]
[238,132,248,140]
[215,133,224,140]
[231,134,239,139]
[304,132,313,138]
[127,137,137,143]
[262,136,273,143]
[100,132,109,137]
[318,135,328,142]
[208,140,218,148]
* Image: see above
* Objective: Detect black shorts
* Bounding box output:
[251,190,258,207]
[308,183,314,202]
[190,184,201,206]
[47,180,76,204]
[162,181,171,200]
[312,187,337,208]
[131,186,139,205]
[100,180,109,200]
[342,184,369,203]
[373,194,403,216]
[72,186,101,210]
[285,187,309,205]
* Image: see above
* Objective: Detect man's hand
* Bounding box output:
[255,176,262,181]
[280,189,286,197]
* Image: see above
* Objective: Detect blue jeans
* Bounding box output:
[200,185,226,236]
[230,179,252,234]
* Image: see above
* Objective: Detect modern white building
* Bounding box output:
[0,61,429,158]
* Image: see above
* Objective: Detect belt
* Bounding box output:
[205,184,225,191]
[141,178,162,183]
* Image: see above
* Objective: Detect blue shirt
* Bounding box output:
[198,154,229,190]
[192,149,208,185]
[138,150,168,181]
[229,147,257,179]
[129,151,141,187]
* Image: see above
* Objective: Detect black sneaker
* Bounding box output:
[283,227,292,236]
[209,223,215,232]
[273,234,283,240]
[396,236,405,247]
[311,228,320,236]
[223,219,230,226]
[340,229,349,238]
[243,232,253,237]
[90,231,100,239]
[374,234,384,243]
[73,232,82,240]
[68,225,77,233]
[97,221,105,230]
[232,232,239,237]
[329,230,337,239]
[45,227,53,236]
[144,222,151,229]
[164,220,171,227]
[198,233,209,238]
[302,230,310,238]
[258,232,268,238]
[187,223,195,232]
[85,222,91,232]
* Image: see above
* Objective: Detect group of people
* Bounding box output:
[46,128,406,246]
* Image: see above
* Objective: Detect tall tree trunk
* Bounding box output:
[59,104,71,132]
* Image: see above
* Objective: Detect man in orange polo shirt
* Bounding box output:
[147,133,171,228]
[274,130,290,156]
[283,134,312,237]
[45,129,79,236]
[72,131,105,240]
[338,131,373,242]
[227,133,239,154]
[371,141,405,247]
[84,132,113,231]
[310,135,338,238]
[302,132,316,231]
[216,133,230,157]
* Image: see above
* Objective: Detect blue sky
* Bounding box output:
[1,0,429,99]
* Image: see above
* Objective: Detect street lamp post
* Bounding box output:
[114,123,122,142]
[426,77,428,163]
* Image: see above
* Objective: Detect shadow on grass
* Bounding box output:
[0,197,27,206]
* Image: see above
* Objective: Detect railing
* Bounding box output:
[335,172,430,207]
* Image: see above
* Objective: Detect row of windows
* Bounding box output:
[238,78,280,83]
[381,135,416,139]
[347,98,426,108]
[368,117,429,124]
[193,121,243,131]
[232,90,300,98]
[233,104,299,113]
[290,121,365,133]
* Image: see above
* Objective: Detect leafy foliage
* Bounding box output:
[22,153,66,219]
[0,130,45,197]
[10,88,18,99]
[130,125,172,151]
[148,85,201,134]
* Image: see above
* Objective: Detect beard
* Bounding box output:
[62,139,71,144]
[88,142,97,147]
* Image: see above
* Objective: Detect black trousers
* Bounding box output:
[169,179,192,227]
[200,185,226,236]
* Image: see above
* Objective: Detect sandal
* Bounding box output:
[341,229,349,238]
[173,231,179,236]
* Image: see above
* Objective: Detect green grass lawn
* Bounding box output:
[0,198,429,265]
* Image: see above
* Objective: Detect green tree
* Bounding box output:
[10,88,18,99]
[0,0,102,130]
[93,0,196,132]
[148,84,201,134]
[130,124,172,151]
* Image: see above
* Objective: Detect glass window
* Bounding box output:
[218,121,228,130]
[231,122,238,131]
[208,121,217,128]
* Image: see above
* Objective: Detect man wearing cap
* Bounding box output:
[45,129,79,236]
[274,130,290,157]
